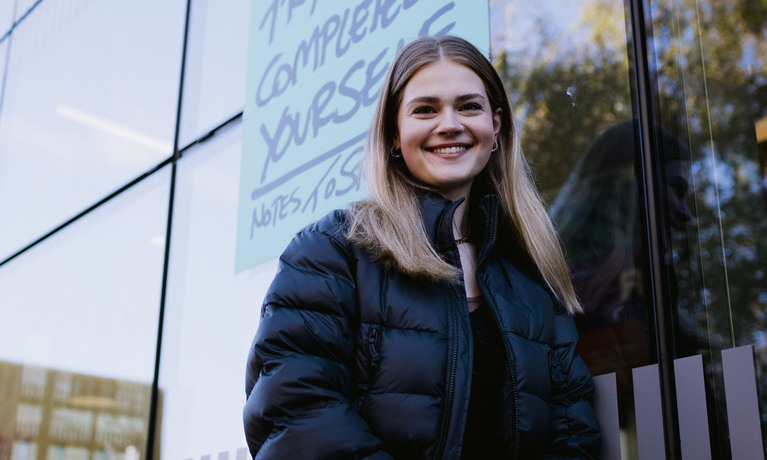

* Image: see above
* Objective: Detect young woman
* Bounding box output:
[244,36,600,459]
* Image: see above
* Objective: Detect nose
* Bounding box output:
[675,201,694,226]
[669,197,694,229]
[437,109,463,135]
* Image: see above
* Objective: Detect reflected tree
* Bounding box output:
[491,0,633,200]
[649,0,767,450]
[490,0,767,453]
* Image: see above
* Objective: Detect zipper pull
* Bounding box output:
[368,326,381,368]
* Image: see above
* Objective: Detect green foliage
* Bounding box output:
[490,0,767,443]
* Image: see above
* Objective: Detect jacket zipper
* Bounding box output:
[436,197,492,459]
[477,202,520,459]
[435,292,459,460]
[368,325,381,368]
[355,326,382,414]
[484,290,519,460]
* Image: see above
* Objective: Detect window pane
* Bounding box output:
[0,165,170,458]
[0,38,7,103]
[160,121,273,458]
[14,0,36,21]
[490,0,643,456]
[0,0,13,35]
[179,0,251,147]
[649,0,767,456]
[0,0,185,260]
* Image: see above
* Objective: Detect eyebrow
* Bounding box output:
[404,93,488,107]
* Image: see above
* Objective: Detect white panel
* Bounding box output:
[593,373,621,460]
[722,345,765,460]
[674,354,711,460]
[633,364,666,460]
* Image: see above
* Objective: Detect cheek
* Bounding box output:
[400,151,421,172]
[478,152,493,171]
[398,129,430,156]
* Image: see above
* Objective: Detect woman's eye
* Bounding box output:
[413,106,436,115]
[461,102,483,111]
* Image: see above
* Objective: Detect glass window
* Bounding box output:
[491,0,643,456]
[159,120,275,458]
[0,0,185,261]
[649,0,767,456]
[178,0,251,147]
[0,38,7,109]
[0,0,14,35]
[14,0,36,22]
[493,0,767,457]
[0,165,170,459]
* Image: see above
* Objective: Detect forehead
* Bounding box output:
[402,59,487,98]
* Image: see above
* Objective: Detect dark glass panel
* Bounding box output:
[648,0,767,456]
[490,0,644,456]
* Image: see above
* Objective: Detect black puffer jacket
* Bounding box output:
[244,190,601,459]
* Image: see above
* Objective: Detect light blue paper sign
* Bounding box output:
[236,0,490,272]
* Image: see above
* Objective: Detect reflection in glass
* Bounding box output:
[179,0,251,147]
[14,0,37,22]
[649,0,767,456]
[0,2,13,37]
[0,361,155,459]
[493,0,767,456]
[0,162,169,458]
[490,0,641,456]
[490,0,633,200]
[551,120,700,457]
[0,0,184,260]
[0,174,168,370]
[0,38,7,113]
[551,121,650,393]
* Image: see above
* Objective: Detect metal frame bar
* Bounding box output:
[626,0,682,457]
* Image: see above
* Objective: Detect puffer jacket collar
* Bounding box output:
[415,187,502,267]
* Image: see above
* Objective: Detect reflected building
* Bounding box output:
[0,362,155,460]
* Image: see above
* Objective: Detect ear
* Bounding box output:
[493,108,502,138]
[392,136,400,149]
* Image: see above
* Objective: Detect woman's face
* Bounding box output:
[394,59,501,201]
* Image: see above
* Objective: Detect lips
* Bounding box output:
[427,144,472,156]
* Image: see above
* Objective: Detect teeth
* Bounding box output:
[432,146,466,154]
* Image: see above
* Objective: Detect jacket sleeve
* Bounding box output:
[543,312,602,459]
[243,222,393,460]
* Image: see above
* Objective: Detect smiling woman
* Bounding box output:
[394,59,501,202]
[243,35,600,459]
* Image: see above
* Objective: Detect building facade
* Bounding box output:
[0,0,765,459]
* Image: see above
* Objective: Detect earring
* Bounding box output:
[390,146,402,158]
[491,139,499,153]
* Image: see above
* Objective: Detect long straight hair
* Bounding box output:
[348,36,581,314]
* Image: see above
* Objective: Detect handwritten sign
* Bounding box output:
[236,0,490,272]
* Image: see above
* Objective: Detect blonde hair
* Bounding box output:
[348,36,582,314]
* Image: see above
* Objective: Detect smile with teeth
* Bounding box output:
[429,145,469,154]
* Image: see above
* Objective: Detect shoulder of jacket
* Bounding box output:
[298,209,350,240]
[285,209,354,260]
